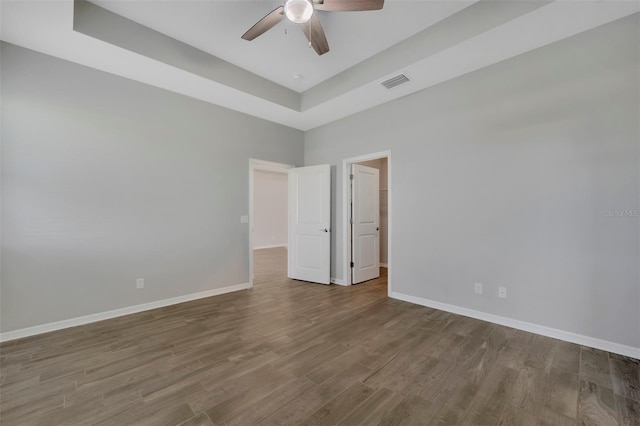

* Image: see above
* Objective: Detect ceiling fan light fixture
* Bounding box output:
[284,0,314,24]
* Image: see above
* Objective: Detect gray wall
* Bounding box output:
[305,16,640,348]
[0,42,304,332]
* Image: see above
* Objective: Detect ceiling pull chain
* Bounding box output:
[283,3,288,37]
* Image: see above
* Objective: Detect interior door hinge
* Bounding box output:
[350,174,354,180]
[350,218,353,224]
[350,262,354,268]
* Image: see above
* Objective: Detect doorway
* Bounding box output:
[249,160,333,288]
[342,151,391,293]
[249,159,293,288]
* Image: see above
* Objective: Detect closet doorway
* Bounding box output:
[342,152,391,292]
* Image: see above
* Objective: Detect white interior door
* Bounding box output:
[288,165,331,284]
[352,164,380,284]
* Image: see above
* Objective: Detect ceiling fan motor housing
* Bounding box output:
[284,0,314,23]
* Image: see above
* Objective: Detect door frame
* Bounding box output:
[342,151,392,294]
[249,159,294,288]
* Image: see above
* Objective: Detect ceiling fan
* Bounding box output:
[241,0,384,56]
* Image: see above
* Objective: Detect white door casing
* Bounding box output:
[288,165,331,284]
[351,164,380,284]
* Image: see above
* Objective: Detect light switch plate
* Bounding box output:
[240,215,248,224]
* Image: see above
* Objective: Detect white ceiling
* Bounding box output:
[1,0,639,130]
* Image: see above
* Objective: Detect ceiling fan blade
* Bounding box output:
[241,6,285,41]
[300,14,329,55]
[313,0,383,12]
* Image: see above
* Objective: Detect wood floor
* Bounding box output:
[1,247,638,425]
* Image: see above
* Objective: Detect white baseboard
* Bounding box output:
[0,283,250,343]
[331,277,348,286]
[253,244,287,250]
[390,291,640,359]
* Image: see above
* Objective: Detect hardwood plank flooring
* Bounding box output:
[1,247,638,425]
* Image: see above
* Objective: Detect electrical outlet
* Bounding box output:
[498,287,507,298]
[136,278,144,289]
[474,282,483,295]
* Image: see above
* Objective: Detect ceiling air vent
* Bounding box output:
[380,74,410,89]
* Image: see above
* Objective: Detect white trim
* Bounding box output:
[342,151,392,294]
[390,291,640,360]
[0,283,250,343]
[253,244,288,250]
[249,159,294,288]
[331,277,348,286]
[251,159,293,174]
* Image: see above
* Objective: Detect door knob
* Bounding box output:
[323,228,329,232]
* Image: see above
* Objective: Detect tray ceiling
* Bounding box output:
[1,0,638,130]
